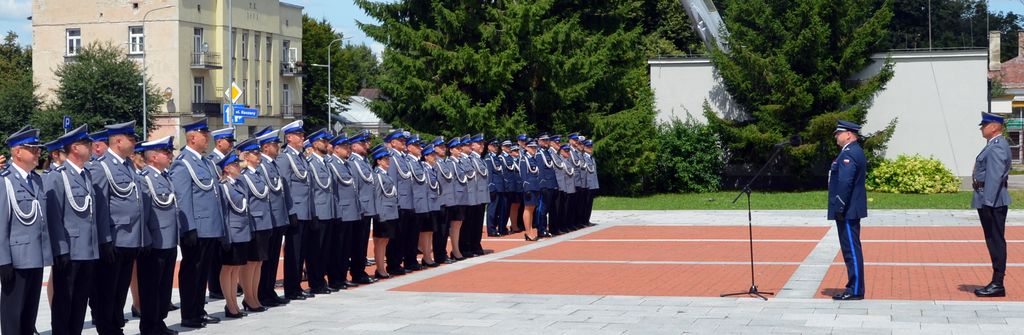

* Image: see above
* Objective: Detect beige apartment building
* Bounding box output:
[32,0,304,143]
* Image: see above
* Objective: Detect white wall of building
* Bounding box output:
[649,50,988,177]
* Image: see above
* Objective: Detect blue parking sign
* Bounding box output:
[63,116,72,130]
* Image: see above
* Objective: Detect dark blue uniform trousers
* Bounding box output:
[836,219,865,296]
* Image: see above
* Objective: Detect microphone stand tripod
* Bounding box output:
[720,144,786,301]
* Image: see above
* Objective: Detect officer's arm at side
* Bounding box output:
[982,144,1010,207]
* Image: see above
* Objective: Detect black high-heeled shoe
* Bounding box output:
[131,306,140,318]
[449,252,466,261]
[242,301,268,312]
[224,307,246,319]
[524,234,535,241]
[374,271,391,279]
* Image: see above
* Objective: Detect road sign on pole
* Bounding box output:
[224,82,242,104]
[63,115,71,134]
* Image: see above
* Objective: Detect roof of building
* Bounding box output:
[335,96,383,126]
[357,88,382,100]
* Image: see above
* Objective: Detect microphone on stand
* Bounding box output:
[774,135,802,148]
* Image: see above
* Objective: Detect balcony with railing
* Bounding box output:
[280,62,304,77]
[191,101,222,116]
[281,105,301,118]
[191,51,222,69]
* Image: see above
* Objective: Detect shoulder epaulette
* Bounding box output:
[139,169,150,176]
[0,170,10,177]
[94,155,107,162]
[54,165,66,172]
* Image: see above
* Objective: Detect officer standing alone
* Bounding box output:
[828,120,868,301]
[972,112,1012,298]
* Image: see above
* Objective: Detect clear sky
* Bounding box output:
[2,0,1024,50]
[0,0,384,53]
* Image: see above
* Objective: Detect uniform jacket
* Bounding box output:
[553,152,576,194]
[409,154,431,214]
[486,152,505,193]
[434,157,456,208]
[327,155,361,222]
[827,141,868,220]
[388,148,415,210]
[505,156,523,193]
[241,167,275,231]
[307,153,335,220]
[349,153,377,217]
[457,154,477,205]
[0,168,53,269]
[570,148,587,189]
[140,166,180,250]
[972,134,1013,208]
[169,147,223,238]
[424,161,442,212]
[537,148,557,190]
[278,145,314,220]
[374,167,400,222]
[521,153,542,193]
[220,177,252,244]
[45,163,100,260]
[91,150,149,247]
[584,153,600,190]
[469,152,490,205]
[259,155,290,228]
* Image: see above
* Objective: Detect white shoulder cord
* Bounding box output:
[473,156,488,177]
[60,170,92,213]
[509,158,520,171]
[451,159,468,184]
[425,163,440,193]
[435,159,453,181]
[330,162,354,186]
[350,157,374,182]
[260,164,284,192]
[309,160,332,190]
[585,154,595,173]
[286,152,309,180]
[489,155,503,172]
[179,159,215,191]
[570,150,582,167]
[377,169,397,198]
[525,154,539,174]
[411,159,427,183]
[4,177,40,226]
[540,149,553,168]
[392,154,412,179]
[461,157,477,180]
[501,155,515,170]
[144,175,176,208]
[563,161,575,176]
[243,174,269,199]
[222,182,248,213]
[101,161,140,197]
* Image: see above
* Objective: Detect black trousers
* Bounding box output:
[432,208,450,262]
[207,247,222,297]
[178,234,215,321]
[514,193,525,232]
[404,213,427,267]
[89,247,138,335]
[585,188,596,224]
[327,220,354,287]
[537,189,555,234]
[463,204,485,254]
[50,259,94,335]
[387,209,413,271]
[282,215,308,296]
[349,216,373,280]
[574,188,588,228]
[258,226,286,303]
[137,248,176,334]
[1,267,42,335]
[979,205,1009,285]
[305,217,328,291]
[550,191,565,233]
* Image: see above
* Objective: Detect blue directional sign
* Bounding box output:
[63,116,72,130]
[222,104,259,124]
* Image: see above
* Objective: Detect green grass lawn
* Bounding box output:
[593,191,1024,210]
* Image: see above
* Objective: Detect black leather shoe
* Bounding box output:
[285,293,307,300]
[443,258,457,264]
[831,292,864,301]
[224,307,246,319]
[344,280,360,287]
[310,288,331,295]
[131,307,141,318]
[159,327,178,335]
[389,268,407,276]
[259,299,280,308]
[487,233,500,237]
[405,264,423,272]
[201,314,221,324]
[167,303,179,311]
[539,232,553,238]
[327,284,345,291]
[974,283,1006,297]
[180,319,206,328]
[301,291,316,298]
[242,301,268,312]
[273,295,290,304]
[354,276,378,284]
[208,292,225,300]
[375,271,391,279]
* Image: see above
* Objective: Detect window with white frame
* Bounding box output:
[254,32,261,60]
[282,83,291,115]
[241,31,248,59]
[192,77,204,103]
[129,26,144,54]
[254,80,260,106]
[231,29,237,59]
[282,40,290,62]
[242,79,248,105]
[66,29,82,56]
[266,81,272,111]
[266,35,272,62]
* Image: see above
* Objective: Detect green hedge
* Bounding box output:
[866,154,959,194]
[653,119,724,193]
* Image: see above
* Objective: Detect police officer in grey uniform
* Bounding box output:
[485,140,506,237]
[406,135,431,269]
[137,136,180,335]
[326,133,359,289]
[468,134,491,256]
[456,135,477,257]
[347,131,378,284]
[236,138,272,313]
[89,130,109,161]
[277,120,315,300]
[45,125,100,335]
[429,137,454,264]
[973,112,1013,297]
[583,139,599,225]
[88,121,149,335]
[205,127,235,299]
[384,130,415,274]
[304,129,335,294]
[253,128,291,307]
[568,133,587,230]
[169,119,224,328]
[1,126,51,335]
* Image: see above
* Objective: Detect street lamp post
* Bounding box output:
[140,4,174,140]
[312,37,344,129]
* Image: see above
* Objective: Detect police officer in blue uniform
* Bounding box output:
[485,140,506,237]
[136,136,180,335]
[384,130,414,274]
[347,131,378,284]
[235,138,272,313]
[304,129,335,294]
[252,128,292,307]
[583,139,599,226]
[87,121,149,335]
[406,135,431,269]
[326,132,360,290]
[169,119,225,328]
[467,134,491,256]
[1,126,51,335]
[45,125,100,335]
[206,127,235,299]
[429,137,455,264]
[88,130,109,161]
[973,112,1013,297]
[277,120,315,300]
[535,134,556,238]
[521,140,542,240]
[828,120,868,301]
